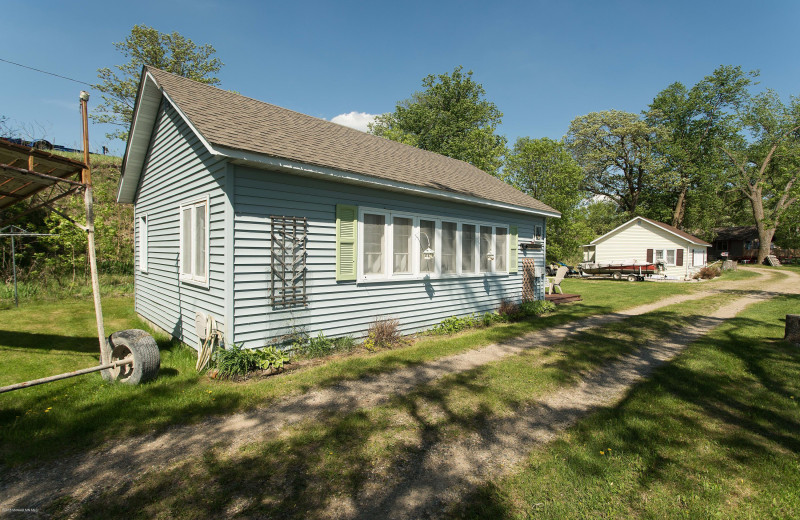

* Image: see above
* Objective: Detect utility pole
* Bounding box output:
[80,91,111,375]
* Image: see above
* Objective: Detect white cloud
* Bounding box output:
[330,111,378,133]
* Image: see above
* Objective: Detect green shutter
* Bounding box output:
[509,225,518,273]
[336,204,358,281]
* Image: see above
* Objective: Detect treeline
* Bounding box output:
[372,65,800,264]
[0,154,133,285]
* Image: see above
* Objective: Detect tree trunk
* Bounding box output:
[786,315,800,345]
[748,184,775,264]
[672,186,687,228]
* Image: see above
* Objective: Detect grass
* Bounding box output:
[0,275,699,467]
[449,293,800,519]
[0,273,133,309]
[65,292,745,518]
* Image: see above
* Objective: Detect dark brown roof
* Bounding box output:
[712,226,758,241]
[145,67,558,215]
[640,217,711,246]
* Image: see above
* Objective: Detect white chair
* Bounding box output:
[547,265,569,294]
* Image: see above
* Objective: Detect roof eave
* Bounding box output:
[220,145,561,218]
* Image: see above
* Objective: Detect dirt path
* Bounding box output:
[0,269,793,516]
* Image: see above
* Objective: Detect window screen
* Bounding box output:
[495,227,507,272]
[393,217,412,274]
[461,224,475,273]
[181,207,192,275]
[480,226,492,272]
[420,219,436,273]
[363,214,385,274]
[194,204,206,279]
[441,221,457,274]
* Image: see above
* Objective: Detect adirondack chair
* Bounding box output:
[547,265,569,294]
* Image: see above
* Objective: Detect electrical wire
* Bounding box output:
[0,57,93,86]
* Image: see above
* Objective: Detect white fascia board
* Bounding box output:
[118,72,162,203]
[117,73,220,204]
[219,145,561,219]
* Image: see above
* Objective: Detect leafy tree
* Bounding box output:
[503,137,586,260]
[565,110,666,215]
[721,90,800,263]
[645,65,756,230]
[369,66,507,175]
[93,25,223,141]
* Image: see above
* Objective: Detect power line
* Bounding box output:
[0,57,93,87]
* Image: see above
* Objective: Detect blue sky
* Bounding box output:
[1,0,798,156]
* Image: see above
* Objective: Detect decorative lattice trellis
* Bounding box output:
[270,216,307,307]
[521,258,539,302]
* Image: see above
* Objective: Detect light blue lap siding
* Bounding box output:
[133,99,228,350]
[232,165,546,347]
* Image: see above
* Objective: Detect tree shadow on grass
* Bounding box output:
[451,310,800,518]
[0,331,100,353]
[53,306,725,519]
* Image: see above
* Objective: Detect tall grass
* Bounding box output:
[0,273,133,309]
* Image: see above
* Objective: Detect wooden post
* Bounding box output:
[786,314,800,345]
[11,234,18,307]
[80,91,111,376]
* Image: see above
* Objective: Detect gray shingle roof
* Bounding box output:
[145,67,558,216]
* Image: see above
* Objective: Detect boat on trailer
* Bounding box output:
[578,261,665,281]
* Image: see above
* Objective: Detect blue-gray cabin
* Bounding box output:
[118,67,560,349]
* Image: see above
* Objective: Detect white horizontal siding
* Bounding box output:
[593,220,707,277]
[133,99,228,349]
[231,165,546,347]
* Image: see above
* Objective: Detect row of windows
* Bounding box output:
[359,208,512,280]
[138,202,522,285]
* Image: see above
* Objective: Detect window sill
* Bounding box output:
[179,276,210,289]
[356,272,510,285]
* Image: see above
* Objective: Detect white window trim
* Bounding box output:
[357,207,512,282]
[654,248,678,267]
[179,196,210,287]
[138,213,148,274]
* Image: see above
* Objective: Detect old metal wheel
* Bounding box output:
[612,272,622,280]
[627,274,637,282]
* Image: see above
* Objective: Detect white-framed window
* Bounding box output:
[654,248,677,266]
[138,214,148,273]
[357,207,511,281]
[179,197,209,285]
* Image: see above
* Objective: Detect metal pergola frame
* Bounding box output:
[0,93,116,392]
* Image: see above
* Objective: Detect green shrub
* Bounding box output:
[292,332,356,358]
[430,314,481,335]
[482,312,506,326]
[253,346,290,370]
[519,300,556,317]
[214,343,257,380]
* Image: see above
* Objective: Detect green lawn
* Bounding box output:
[68,292,753,518]
[0,275,701,466]
[449,293,800,519]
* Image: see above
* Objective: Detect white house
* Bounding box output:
[582,217,710,279]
